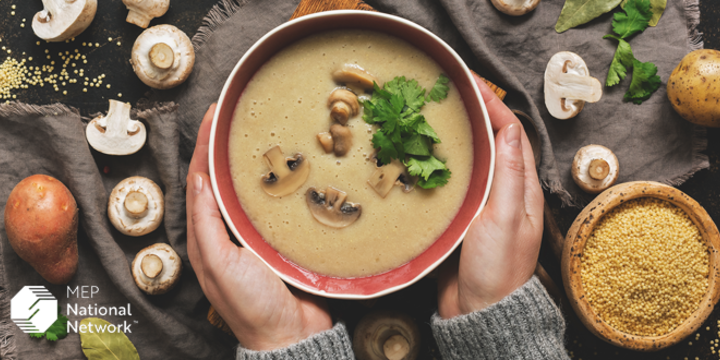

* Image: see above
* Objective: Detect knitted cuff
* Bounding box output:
[431,276,570,360]
[236,322,354,360]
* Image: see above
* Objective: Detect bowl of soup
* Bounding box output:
[209,10,495,299]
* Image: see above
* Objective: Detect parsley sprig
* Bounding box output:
[362,75,452,189]
[29,307,68,341]
[604,0,662,104]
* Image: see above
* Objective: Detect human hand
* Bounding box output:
[438,76,544,319]
[186,105,333,350]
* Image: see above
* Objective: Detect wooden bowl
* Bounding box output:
[562,181,720,351]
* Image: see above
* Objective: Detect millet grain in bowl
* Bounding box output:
[580,198,709,337]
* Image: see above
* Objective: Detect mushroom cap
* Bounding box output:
[261,145,311,197]
[32,0,97,42]
[131,24,195,89]
[328,88,360,124]
[368,158,415,198]
[306,187,362,228]
[123,0,170,28]
[108,176,164,236]
[490,0,541,16]
[329,124,353,156]
[132,243,182,295]
[353,310,421,360]
[86,100,147,156]
[544,51,603,120]
[332,64,379,90]
[571,144,619,194]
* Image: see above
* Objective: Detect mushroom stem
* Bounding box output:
[124,191,149,218]
[384,334,411,360]
[126,9,153,28]
[263,146,292,179]
[554,73,603,102]
[40,0,60,22]
[140,253,163,278]
[103,100,136,138]
[588,158,610,180]
[149,42,174,70]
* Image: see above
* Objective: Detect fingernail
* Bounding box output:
[193,173,203,195]
[505,124,521,149]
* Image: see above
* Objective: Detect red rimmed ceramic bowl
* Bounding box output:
[209,10,495,299]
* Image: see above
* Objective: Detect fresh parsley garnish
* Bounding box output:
[30,307,68,341]
[603,0,661,104]
[362,75,451,189]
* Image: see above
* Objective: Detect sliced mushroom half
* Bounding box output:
[132,243,181,295]
[353,311,421,360]
[544,51,603,120]
[32,0,97,42]
[368,158,416,198]
[571,144,619,194]
[328,89,359,125]
[261,145,310,197]
[306,187,361,228]
[86,100,147,156]
[108,176,164,236]
[332,64,380,91]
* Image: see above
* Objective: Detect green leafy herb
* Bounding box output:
[623,59,662,104]
[555,0,623,33]
[362,75,451,189]
[80,318,140,360]
[603,35,635,86]
[428,74,450,102]
[29,307,68,341]
[612,0,652,38]
[622,0,666,26]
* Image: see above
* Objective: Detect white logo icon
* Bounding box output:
[11,286,58,333]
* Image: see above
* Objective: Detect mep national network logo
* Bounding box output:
[10,286,58,333]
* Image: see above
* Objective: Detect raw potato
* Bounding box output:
[667,49,720,127]
[4,175,78,284]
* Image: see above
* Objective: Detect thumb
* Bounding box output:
[486,123,525,223]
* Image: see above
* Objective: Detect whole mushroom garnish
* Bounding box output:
[317,124,353,156]
[132,243,181,295]
[306,187,361,228]
[491,0,541,16]
[544,51,603,120]
[571,144,619,194]
[261,145,310,197]
[353,311,421,360]
[368,158,415,198]
[131,24,195,89]
[86,100,147,156]
[328,89,359,125]
[32,0,97,42]
[123,0,170,28]
[332,64,380,91]
[108,176,164,236]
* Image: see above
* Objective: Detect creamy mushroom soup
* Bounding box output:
[229,30,473,278]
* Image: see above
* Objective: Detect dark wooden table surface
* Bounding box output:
[1,1,719,359]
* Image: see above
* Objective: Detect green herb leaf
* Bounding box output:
[555,0,623,33]
[604,35,635,86]
[80,318,140,360]
[612,0,652,39]
[418,169,452,189]
[402,133,432,156]
[406,156,447,181]
[624,59,661,104]
[372,130,402,165]
[428,74,450,102]
[415,120,441,144]
[400,79,427,110]
[29,307,68,341]
[622,0,666,26]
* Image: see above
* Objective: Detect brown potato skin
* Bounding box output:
[4,175,78,284]
[667,49,720,127]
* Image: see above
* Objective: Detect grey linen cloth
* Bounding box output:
[236,276,570,360]
[0,0,705,359]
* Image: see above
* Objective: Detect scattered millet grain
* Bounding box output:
[581,198,709,337]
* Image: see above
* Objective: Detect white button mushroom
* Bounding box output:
[86,100,147,156]
[123,0,170,29]
[108,176,164,236]
[132,243,181,295]
[32,0,97,42]
[544,51,603,120]
[130,25,195,89]
[571,144,619,194]
[491,0,541,16]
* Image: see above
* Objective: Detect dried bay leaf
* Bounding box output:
[555,0,623,33]
[621,0,666,26]
[80,318,140,360]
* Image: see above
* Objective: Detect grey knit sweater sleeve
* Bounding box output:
[236,322,355,360]
[431,276,570,360]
